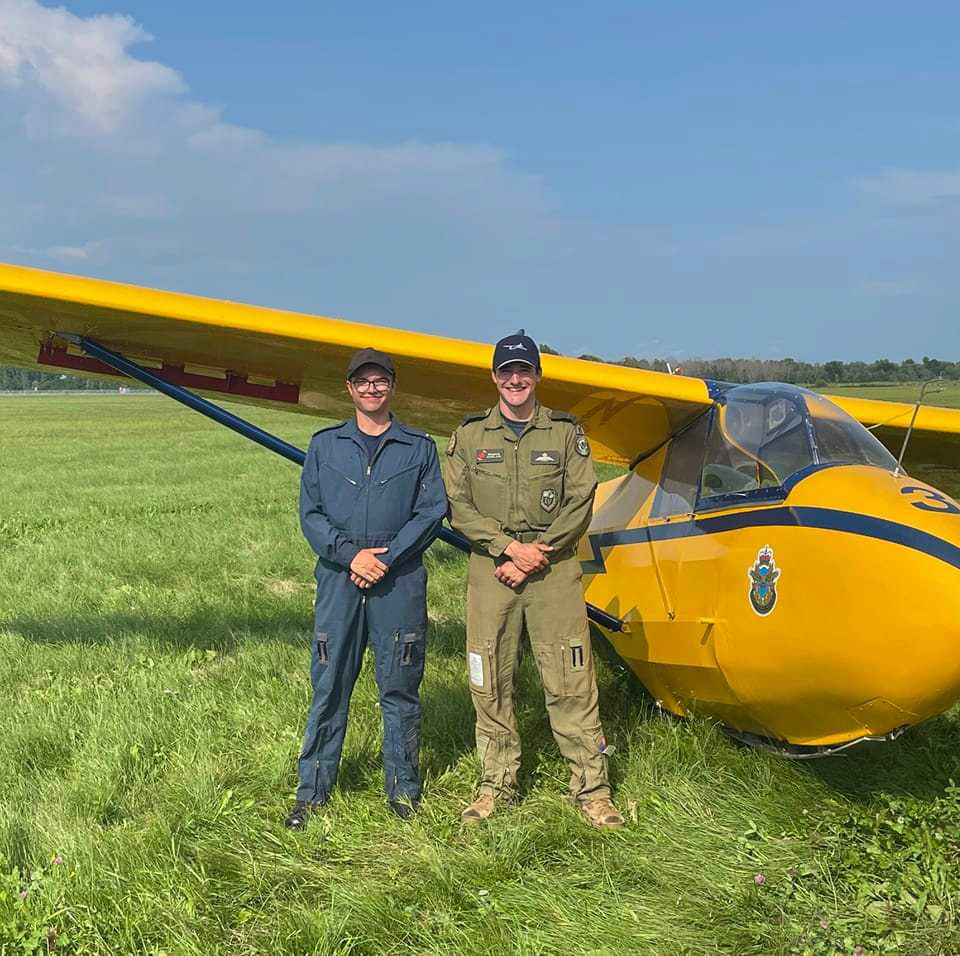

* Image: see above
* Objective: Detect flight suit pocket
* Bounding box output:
[378,464,421,509]
[470,466,506,518]
[561,636,593,698]
[522,466,564,525]
[315,630,329,666]
[467,640,495,698]
[376,629,426,686]
[319,461,361,513]
[398,631,422,669]
[534,635,593,699]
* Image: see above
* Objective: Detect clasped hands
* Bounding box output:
[494,540,554,589]
[349,548,389,589]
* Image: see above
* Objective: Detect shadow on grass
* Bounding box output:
[3,605,310,651]
[801,715,960,801]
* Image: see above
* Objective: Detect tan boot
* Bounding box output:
[579,797,625,829]
[461,793,499,825]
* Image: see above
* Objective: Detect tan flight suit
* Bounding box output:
[446,404,611,804]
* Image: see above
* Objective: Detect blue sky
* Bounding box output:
[2,1,959,361]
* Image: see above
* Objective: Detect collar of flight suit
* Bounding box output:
[485,403,553,436]
[335,414,418,447]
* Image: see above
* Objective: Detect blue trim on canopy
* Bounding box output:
[704,379,734,402]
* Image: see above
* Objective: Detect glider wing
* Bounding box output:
[0,262,711,465]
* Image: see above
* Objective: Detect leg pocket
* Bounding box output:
[399,631,422,669]
[467,640,496,699]
[560,635,595,698]
[376,629,426,688]
[310,629,331,689]
[533,634,594,699]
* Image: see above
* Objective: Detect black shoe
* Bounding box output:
[285,799,324,830]
[388,799,420,820]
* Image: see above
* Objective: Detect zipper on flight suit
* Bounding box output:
[360,432,395,565]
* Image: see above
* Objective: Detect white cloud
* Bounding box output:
[46,238,108,262]
[0,0,183,132]
[0,0,567,340]
[852,168,960,204]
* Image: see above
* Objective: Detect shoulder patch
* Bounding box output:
[446,431,457,456]
[549,409,578,424]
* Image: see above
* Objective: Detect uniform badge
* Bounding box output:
[748,546,780,616]
[575,435,590,457]
[531,450,560,465]
[446,432,457,456]
[476,448,504,463]
[540,488,558,512]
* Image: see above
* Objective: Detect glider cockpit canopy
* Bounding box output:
[702,384,898,499]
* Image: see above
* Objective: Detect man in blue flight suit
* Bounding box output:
[285,348,447,827]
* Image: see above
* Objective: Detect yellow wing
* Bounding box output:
[0,262,709,465]
[3,261,960,468]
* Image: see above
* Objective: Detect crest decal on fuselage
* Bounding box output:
[748,546,780,616]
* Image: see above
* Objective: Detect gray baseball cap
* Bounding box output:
[346,347,396,380]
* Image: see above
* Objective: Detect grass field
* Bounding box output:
[820,381,960,409]
[3,395,960,955]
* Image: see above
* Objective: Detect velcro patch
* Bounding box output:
[469,652,484,686]
[476,449,504,463]
[530,450,560,465]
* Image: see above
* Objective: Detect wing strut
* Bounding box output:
[69,335,627,633]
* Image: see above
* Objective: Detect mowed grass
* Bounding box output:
[3,395,960,955]
[820,381,960,409]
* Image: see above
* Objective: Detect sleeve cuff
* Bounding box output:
[488,533,514,558]
[336,541,362,567]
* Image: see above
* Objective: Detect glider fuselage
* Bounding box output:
[582,383,960,749]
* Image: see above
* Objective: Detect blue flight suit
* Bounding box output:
[296,417,447,805]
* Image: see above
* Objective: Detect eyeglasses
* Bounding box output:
[350,377,393,393]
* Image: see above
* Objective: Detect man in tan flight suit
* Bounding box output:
[446,331,624,829]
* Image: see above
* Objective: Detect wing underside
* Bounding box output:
[0,262,710,465]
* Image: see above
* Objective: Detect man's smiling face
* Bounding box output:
[492,361,540,410]
[347,363,394,414]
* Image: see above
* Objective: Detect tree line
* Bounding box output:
[544,348,958,386]
[2,354,957,392]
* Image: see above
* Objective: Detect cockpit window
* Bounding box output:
[698,384,895,506]
[700,386,812,501]
[804,393,898,470]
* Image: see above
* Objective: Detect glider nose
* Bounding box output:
[717,466,960,746]
[814,471,960,738]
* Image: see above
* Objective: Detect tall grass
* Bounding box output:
[2,395,960,954]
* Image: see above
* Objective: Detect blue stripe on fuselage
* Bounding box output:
[582,507,960,574]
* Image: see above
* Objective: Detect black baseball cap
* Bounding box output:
[346,348,396,380]
[492,329,540,372]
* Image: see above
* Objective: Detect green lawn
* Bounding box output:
[2,395,960,955]
[820,381,960,409]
